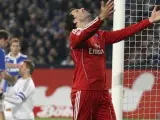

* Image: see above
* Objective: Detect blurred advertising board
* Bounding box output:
[32,69,160,119]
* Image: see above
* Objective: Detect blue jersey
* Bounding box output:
[0,48,6,72]
[0,48,6,91]
[5,53,28,76]
[4,53,27,92]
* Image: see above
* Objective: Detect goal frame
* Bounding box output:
[112,0,125,120]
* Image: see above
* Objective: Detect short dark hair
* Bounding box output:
[65,8,76,32]
[0,30,9,40]
[23,60,35,75]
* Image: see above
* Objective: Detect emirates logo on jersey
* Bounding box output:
[89,44,104,55]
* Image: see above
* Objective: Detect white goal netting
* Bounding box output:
[123,0,160,119]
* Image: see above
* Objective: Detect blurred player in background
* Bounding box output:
[65,0,160,119]
[0,60,35,120]
[4,38,27,120]
[4,38,28,91]
[0,30,10,120]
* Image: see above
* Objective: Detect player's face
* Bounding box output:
[71,8,91,24]
[0,38,8,49]
[19,63,29,76]
[10,42,20,54]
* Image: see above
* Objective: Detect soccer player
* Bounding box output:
[0,30,10,120]
[1,60,35,120]
[65,0,160,119]
[4,38,28,92]
[4,38,27,120]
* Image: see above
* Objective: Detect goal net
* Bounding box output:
[123,0,160,119]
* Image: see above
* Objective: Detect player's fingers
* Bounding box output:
[153,5,157,11]
[106,1,114,9]
[107,10,115,16]
[101,1,105,11]
[106,0,112,7]
[104,1,114,14]
[101,1,105,7]
[101,1,105,8]
[106,2,114,12]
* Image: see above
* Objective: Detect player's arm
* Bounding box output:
[3,92,24,104]
[0,49,6,83]
[103,5,160,44]
[70,0,114,48]
[0,50,6,73]
[103,19,151,44]
[4,81,34,104]
[1,71,17,84]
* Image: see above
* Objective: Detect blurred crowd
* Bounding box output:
[0,0,159,67]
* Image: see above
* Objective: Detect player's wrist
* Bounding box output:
[99,14,105,21]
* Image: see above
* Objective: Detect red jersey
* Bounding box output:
[69,17,151,92]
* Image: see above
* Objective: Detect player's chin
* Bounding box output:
[87,13,91,17]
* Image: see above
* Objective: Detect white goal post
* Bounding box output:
[112,0,125,120]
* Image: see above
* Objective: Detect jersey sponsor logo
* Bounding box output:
[89,44,104,55]
[89,48,104,55]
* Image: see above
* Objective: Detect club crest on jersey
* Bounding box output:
[89,44,104,55]
[95,34,99,37]
[94,44,100,49]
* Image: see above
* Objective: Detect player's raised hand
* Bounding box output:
[99,0,114,21]
[149,5,160,23]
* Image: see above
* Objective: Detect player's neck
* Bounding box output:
[10,52,19,58]
[77,17,92,29]
[22,74,31,79]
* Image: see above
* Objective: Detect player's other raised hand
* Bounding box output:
[99,0,114,21]
[149,5,160,23]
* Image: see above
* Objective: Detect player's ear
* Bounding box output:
[26,68,30,74]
